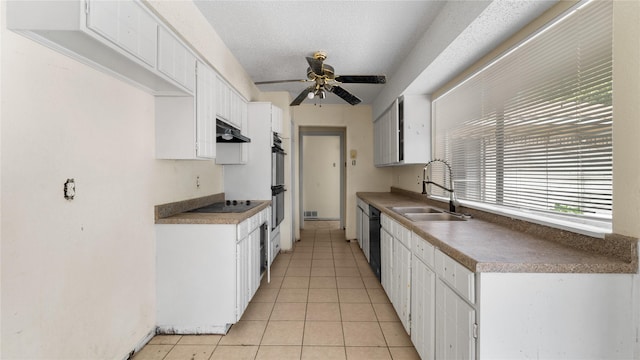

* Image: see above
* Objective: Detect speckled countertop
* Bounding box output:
[358,190,637,274]
[154,193,271,225]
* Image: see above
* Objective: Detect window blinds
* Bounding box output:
[432,0,612,220]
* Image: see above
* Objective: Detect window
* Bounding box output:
[431,0,612,227]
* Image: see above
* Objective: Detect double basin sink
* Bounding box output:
[388,206,467,222]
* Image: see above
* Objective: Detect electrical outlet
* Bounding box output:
[64,178,75,200]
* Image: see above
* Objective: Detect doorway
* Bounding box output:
[299,127,346,230]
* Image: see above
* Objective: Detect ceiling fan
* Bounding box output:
[255,51,387,106]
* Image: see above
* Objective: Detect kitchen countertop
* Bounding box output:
[155,193,271,225]
[358,191,637,274]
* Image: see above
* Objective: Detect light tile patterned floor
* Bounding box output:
[134,228,420,360]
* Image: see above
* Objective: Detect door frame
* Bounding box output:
[299,127,346,229]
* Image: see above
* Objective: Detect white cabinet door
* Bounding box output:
[381,227,393,295]
[158,27,196,92]
[87,0,157,67]
[196,62,216,159]
[436,279,476,360]
[411,255,436,360]
[362,212,370,262]
[271,105,283,134]
[392,239,412,333]
[356,206,363,246]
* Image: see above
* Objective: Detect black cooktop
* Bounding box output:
[187,200,260,213]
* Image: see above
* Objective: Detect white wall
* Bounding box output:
[292,105,393,240]
[0,1,257,358]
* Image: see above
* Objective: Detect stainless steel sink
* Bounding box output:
[403,212,467,222]
[388,206,443,214]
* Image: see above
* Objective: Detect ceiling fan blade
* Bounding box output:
[290,86,315,106]
[306,56,324,75]
[335,75,387,84]
[331,86,362,105]
[255,79,308,85]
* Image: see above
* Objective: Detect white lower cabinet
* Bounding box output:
[380,227,394,296]
[156,207,270,334]
[435,278,476,360]
[392,238,412,333]
[411,243,436,360]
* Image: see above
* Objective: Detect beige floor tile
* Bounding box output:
[241,301,274,320]
[307,288,339,303]
[302,346,347,360]
[260,276,284,289]
[338,259,358,267]
[372,303,401,322]
[338,288,371,303]
[218,320,267,345]
[367,288,391,304]
[276,288,309,303]
[388,346,421,359]
[345,346,392,360]
[359,265,377,278]
[309,276,337,289]
[210,345,258,360]
[164,344,215,360]
[306,302,342,321]
[148,335,181,345]
[252,288,279,303]
[314,242,332,248]
[340,302,377,321]
[270,302,307,320]
[261,320,305,345]
[313,252,334,260]
[342,322,387,346]
[270,266,287,277]
[281,276,310,289]
[310,266,336,277]
[362,276,382,289]
[303,321,345,346]
[292,252,313,259]
[335,267,360,276]
[380,322,412,346]
[294,245,314,252]
[289,259,313,268]
[256,345,302,360]
[336,276,365,289]
[132,345,173,360]
[312,259,334,268]
[177,335,222,345]
[285,266,311,276]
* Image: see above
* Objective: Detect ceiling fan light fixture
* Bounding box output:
[307,91,315,99]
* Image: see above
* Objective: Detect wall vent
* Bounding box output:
[304,211,318,219]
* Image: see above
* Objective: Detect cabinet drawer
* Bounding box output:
[435,250,475,304]
[412,234,435,268]
[393,220,411,248]
[381,213,392,232]
[237,219,249,240]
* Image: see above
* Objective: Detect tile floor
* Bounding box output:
[134,227,420,360]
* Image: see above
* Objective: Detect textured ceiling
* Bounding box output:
[194,1,558,106]
[194,1,446,105]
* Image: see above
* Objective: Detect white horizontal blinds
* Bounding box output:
[433,0,612,219]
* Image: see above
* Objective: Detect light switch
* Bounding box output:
[350,149,357,159]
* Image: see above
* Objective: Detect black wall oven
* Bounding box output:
[271,133,286,229]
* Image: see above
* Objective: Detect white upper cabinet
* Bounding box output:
[155,61,216,160]
[86,0,158,67]
[7,0,194,95]
[195,62,217,159]
[271,106,284,134]
[374,95,431,167]
[158,27,196,92]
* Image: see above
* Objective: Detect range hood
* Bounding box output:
[216,120,251,143]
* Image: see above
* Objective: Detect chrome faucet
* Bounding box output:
[422,159,459,213]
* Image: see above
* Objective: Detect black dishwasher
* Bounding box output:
[369,205,381,281]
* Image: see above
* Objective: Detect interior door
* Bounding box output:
[302,135,341,221]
